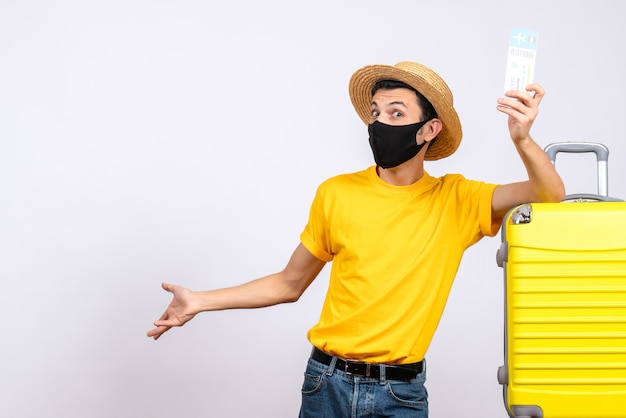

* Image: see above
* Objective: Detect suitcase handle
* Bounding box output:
[544,141,618,201]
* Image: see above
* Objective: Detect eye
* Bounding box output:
[370,109,380,117]
[392,111,403,118]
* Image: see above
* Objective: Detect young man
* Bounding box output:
[147,61,565,417]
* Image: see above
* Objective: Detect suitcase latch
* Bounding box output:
[510,204,532,224]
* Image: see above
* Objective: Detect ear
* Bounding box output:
[422,118,443,143]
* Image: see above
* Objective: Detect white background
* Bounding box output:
[2,1,625,417]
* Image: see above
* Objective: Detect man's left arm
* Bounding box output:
[492,84,566,221]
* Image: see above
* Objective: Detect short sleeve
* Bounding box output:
[300,184,334,262]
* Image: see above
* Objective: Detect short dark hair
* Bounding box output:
[371,79,438,122]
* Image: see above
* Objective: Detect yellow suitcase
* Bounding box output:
[496,143,626,418]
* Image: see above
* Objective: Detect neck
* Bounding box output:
[376,158,425,186]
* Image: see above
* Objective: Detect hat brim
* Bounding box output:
[349,62,462,161]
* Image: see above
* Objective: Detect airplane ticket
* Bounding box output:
[504,28,538,93]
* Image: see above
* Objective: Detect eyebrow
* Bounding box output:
[371,100,408,108]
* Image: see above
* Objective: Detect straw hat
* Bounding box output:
[349,61,462,160]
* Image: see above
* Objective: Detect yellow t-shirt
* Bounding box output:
[300,166,499,364]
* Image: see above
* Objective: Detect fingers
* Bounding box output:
[147,313,179,340]
[496,97,531,120]
[147,325,171,340]
[501,91,532,108]
[154,318,177,327]
[525,83,545,103]
[149,282,191,340]
[147,283,177,340]
[503,84,544,105]
[498,87,543,116]
[146,314,173,340]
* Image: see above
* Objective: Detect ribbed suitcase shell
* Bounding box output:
[498,201,626,417]
[497,143,626,418]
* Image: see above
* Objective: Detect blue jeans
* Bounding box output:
[299,355,428,418]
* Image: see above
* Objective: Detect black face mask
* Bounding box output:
[367,120,431,169]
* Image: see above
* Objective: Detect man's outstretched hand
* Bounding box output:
[147,283,198,340]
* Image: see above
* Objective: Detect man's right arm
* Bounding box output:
[146,243,326,340]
